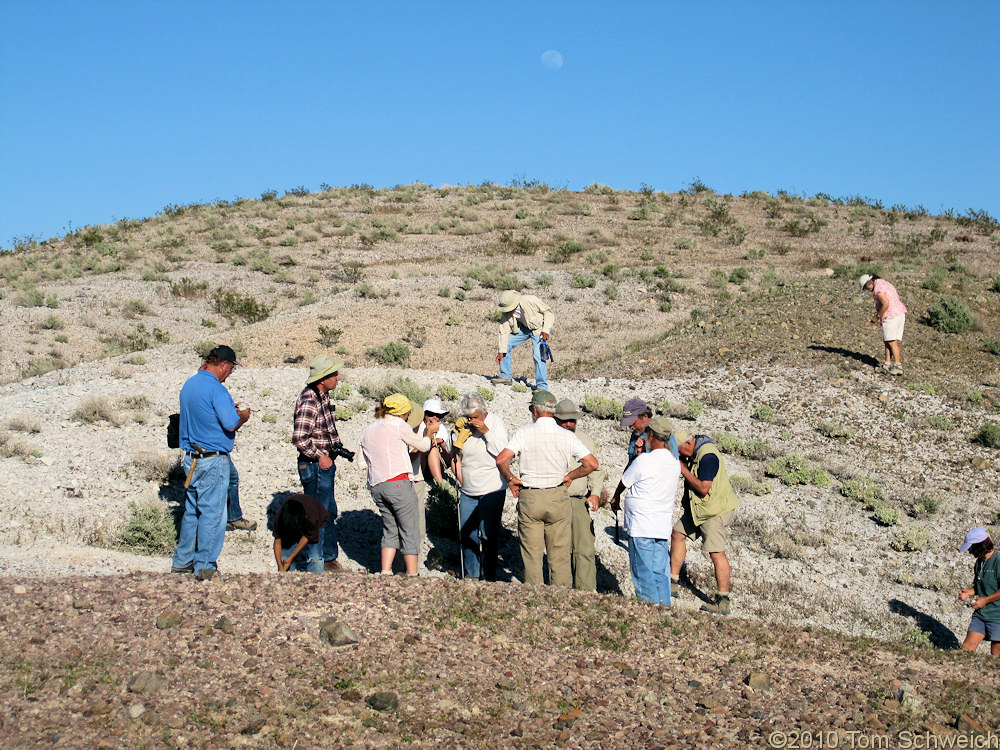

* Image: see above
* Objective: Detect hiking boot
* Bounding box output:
[877,361,893,373]
[700,594,731,615]
[324,560,344,573]
[226,518,257,532]
[195,568,216,581]
[171,564,194,574]
[890,363,904,376]
[490,377,513,386]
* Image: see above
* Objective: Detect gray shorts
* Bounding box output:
[370,479,421,556]
[969,613,1000,641]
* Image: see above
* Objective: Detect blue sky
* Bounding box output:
[2,1,998,246]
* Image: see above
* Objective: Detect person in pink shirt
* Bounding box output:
[859,274,907,375]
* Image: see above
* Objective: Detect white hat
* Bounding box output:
[858,274,873,290]
[422,398,449,416]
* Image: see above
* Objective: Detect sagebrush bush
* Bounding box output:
[118,501,178,555]
[128,452,181,483]
[841,477,886,508]
[437,385,460,402]
[973,423,1000,449]
[874,505,900,526]
[72,397,121,426]
[212,289,273,323]
[357,376,430,406]
[713,433,744,455]
[366,341,410,367]
[891,526,930,552]
[0,430,41,460]
[583,394,623,421]
[926,294,972,334]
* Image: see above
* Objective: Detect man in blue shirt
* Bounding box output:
[171,345,250,580]
[621,397,678,465]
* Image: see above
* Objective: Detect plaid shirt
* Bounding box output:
[292,385,340,460]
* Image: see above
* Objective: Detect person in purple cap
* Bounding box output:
[621,397,677,466]
[958,526,1000,656]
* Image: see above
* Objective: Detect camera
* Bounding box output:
[330,444,355,463]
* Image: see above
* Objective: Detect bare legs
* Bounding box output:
[380,547,418,575]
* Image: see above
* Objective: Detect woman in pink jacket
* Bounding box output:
[859,274,907,375]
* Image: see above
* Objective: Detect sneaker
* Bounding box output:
[324,560,344,573]
[700,594,731,615]
[490,377,513,385]
[195,568,216,581]
[890,363,904,376]
[226,518,257,532]
[877,361,893,373]
[171,564,194,574]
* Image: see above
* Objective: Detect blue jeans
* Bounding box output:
[282,541,324,573]
[629,536,671,606]
[298,461,338,561]
[459,488,506,580]
[226,456,244,523]
[172,453,230,574]
[499,326,547,390]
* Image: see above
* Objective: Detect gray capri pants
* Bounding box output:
[370,478,421,556]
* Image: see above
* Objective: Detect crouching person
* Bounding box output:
[612,417,680,605]
[271,494,328,573]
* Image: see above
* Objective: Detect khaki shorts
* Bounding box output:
[673,509,732,554]
[881,315,905,342]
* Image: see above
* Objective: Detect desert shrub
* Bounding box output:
[662,400,702,421]
[750,481,773,496]
[926,294,972,334]
[438,385,460,402]
[740,439,774,461]
[583,394,623,421]
[900,626,932,649]
[907,494,942,517]
[753,404,774,422]
[39,314,63,330]
[712,433,743,455]
[212,289,273,323]
[674,236,695,250]
[816,419,854,439]
[72,397,121,426]
[873,505,900,526]
[118,501,178,555]
[729,475,753,493]
[891,526,930,552]
[511,383,529,393]
[924,415,953,431]
[366,341,411,367]
[571,273,596,289]
[841,477,886,508]
[973,423,1000,449]
[922,265,948,292]
[5,416,41,434]
[170,277,209,298]
[118,394,150,411]
[357,376,431,406]
[128,452,182,483]
[426,482,459,540]
[0,431,41,460]
[764,455,822,486]
[477,386,495,402]
[728,267,752,284]
[317,325,342,346]
[984,339,1000,356]
[701,391,731,409]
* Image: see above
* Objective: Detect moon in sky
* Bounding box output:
[541,50,563,70]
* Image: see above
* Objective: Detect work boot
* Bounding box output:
[700,594,731,615]
[170,564,194,574]
[890,363,904,376]
[195,568,216,582]
[226,518,257,532]
[490,377,513,385]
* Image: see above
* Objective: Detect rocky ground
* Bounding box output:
[1,184,999,746]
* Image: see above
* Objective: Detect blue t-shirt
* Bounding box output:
[178,369,240,453]
[628,430,679,466]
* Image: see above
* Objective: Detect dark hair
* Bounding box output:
[868,274,881,283]
[968,538,994,557]
[274,497,307,549]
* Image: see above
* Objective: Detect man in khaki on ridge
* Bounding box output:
[496,390,599,587]
[493,290,554,391]
[554,399,605,592]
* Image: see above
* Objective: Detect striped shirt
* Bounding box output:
[292,385,340,461]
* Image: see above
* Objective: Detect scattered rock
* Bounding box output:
[956,715,986,733]
[745,672,771,691]
[213,615,234,634]
[895,682,920,712]
[127,671,164,694]
[319,619,358,647]
[366,692,399,712]
[218,592,234,605]
[13,585,26,595]
[127,703,146,720]
[72,598,92,610]
[240,713,267,735]
[155,611,183,630]
[341,689,362,701]
[971,457,990,471]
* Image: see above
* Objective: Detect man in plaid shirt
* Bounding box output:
[293,355,345,572]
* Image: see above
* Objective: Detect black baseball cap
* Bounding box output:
[209,345,240,366]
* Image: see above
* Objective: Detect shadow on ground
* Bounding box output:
[889,598,961,650]
[808,344,879,368]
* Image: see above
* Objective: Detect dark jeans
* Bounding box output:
[298,461,338,561]
[226,456,243,523]
[459,488,506,580]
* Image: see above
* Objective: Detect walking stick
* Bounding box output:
[457,491,464,580]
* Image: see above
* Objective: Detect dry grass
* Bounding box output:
[71,396,122,426]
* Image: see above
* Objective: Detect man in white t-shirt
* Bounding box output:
[612,416,680,606]
[496,389,598,587]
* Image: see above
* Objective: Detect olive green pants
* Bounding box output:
[570,494,596,591]
[517,487,572,587]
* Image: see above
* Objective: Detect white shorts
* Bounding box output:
[882,315,905,342]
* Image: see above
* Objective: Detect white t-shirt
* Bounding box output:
[505,416,592,489]
[457,411,508,496]
[410,420,453,480]
[620,448,681,538]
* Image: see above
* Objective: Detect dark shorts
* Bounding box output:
[968,613,1000,641]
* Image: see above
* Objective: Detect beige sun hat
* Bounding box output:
[553,398,584,421]
[672,427,693,446]
[306,354,344,384]
[497,290,522,313]
[858,274,873,290]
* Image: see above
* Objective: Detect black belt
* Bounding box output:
[522,485,562,491]
[185,450,228,458]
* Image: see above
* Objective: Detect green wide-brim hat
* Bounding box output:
[307,355,344,384]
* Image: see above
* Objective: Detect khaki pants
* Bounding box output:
[517,487,572,587]
[570,494,596,591]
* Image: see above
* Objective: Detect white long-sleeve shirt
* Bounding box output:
[360,416,431,486]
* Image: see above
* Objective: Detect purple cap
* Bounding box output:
[959,526,989,552]
[620,397,649,428]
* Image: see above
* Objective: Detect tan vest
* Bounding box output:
[687,443,739,526]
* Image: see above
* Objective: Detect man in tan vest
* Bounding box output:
[493,290,554,391]
[669,429,740,614]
